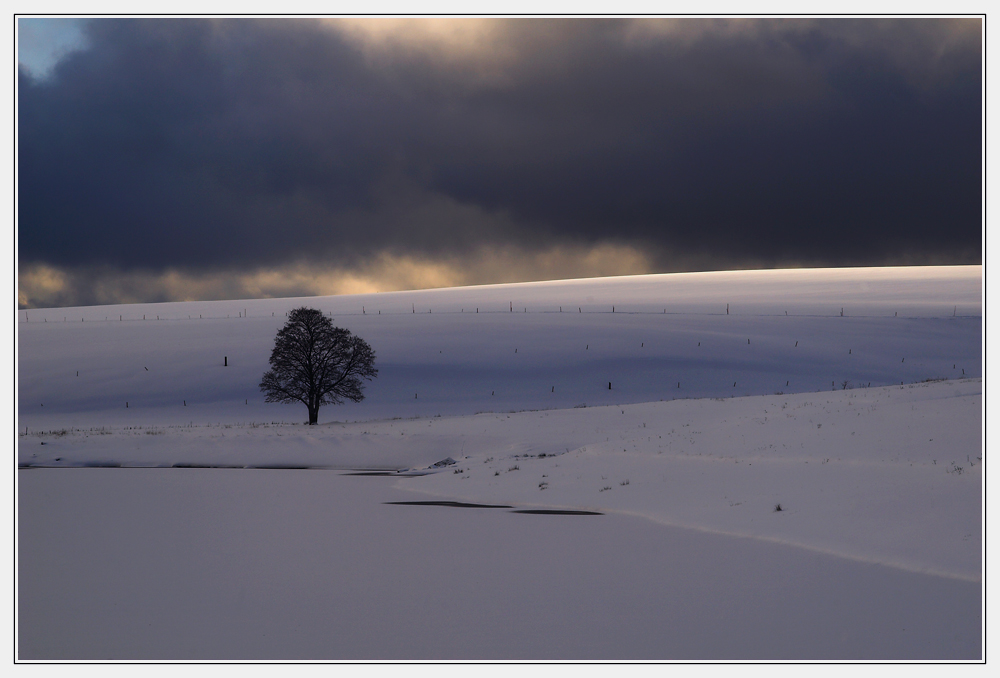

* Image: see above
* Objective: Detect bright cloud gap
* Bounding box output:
[18,244,659,309]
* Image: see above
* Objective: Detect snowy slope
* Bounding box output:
[18,465,980,660]
[16,265,984,660]
[16,265,983,578]
[18,378,982,582]
[17,265,981,428]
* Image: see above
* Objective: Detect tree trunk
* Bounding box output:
[308,403,319,425]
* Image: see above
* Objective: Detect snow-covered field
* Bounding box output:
[16,266,983,660]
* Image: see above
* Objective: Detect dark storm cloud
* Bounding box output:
[19,18,981,278]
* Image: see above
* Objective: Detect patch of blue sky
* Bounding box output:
[18,17,89,80]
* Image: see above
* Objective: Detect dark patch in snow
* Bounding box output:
[344,470,418,477]
[385,500,514,509]
[511,509,604,515]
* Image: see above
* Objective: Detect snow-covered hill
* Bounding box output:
[16,265,983,660]
[17,265,982,428]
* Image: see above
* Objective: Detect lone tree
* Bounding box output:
[259,307,377,425]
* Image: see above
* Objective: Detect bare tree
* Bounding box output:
[259,307,377,424]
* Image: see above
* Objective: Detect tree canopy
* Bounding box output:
[259,307,377,424]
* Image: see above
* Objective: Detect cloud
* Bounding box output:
[19,236,971,310]
[17,18,982,307]
[322,18,522,85]
[17,17,89,80]
[18,263,70,308]
[17,242,656,308]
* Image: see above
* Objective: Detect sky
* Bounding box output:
[16,17,983,309]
